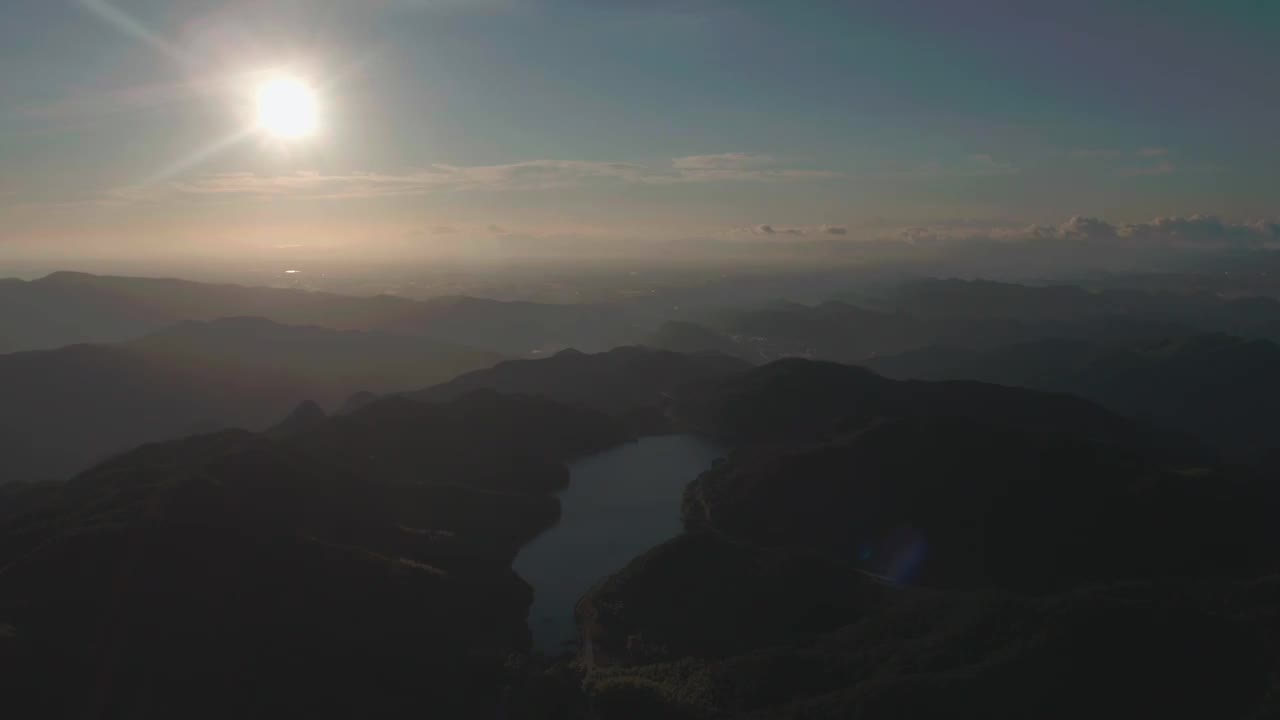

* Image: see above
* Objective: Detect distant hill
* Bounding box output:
[682,279,1280,365]
[0,271,635,355]
[413,346,751,419]
[888,277,1269,325]
[866,334,1280,458]
[641,320,753,360]
[0,317,503,484]
[129,316,505,396]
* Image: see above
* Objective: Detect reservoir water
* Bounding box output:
[513,434,727,654]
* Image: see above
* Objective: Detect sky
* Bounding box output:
[1,0,1277,264]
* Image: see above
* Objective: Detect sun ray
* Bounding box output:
[139,126,257,188]
[78,0,187,63]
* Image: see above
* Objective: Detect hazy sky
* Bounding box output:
[1,0,1277,262]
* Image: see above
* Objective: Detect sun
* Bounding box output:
[255,75,319,140]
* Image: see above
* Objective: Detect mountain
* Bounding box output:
[889,278,1244,325]
[683,418,1272,590]
[669,357,1200,461]
[576,531,886,666]
[698,297,1203,365]
[569,561,1275,719]
[641,320,753,360]
[557,359,1280,718]
[413,346,751,419]
[0,271,635,355]
[684,279,1280,366]
[129,316,506,398]
[264,399,328,438]
[866,334,1280,458]
[0,391,628,718]
[0,318,503,484]
[5,346,1279,718]
[335,390,380,415]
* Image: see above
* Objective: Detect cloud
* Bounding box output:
[897,154,1019,180]
[431,225,458,234]
[1055,215,1120,239]
[1072,148,1125,159]
[670,153,773,171]
[1071,147,1177,176]
[1009,215,1280,252]
[661,153,841,183]
[1073,146,1172,159]
[1118,160,1176,176]
[739,224,840,237]
[705,214,1280,276]
[750,224,802,236]
[106,153,840,203]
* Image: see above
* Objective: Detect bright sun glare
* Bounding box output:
[255,75,319,140]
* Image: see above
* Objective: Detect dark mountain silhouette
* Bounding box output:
[709,297,1209,363]
[7,269,1280,720]
[0,390,628,718]
[0,271,634,355]
[335,390,380,415]
[669,357,1201,461]
[576,531,886,666]
[507,354,1280,717]
[683,418,1273,590]
[265,399,327,438]
[565,565,1275,719]
[129,316,506,392]
[413,346,751,418]
[887,278,1258,325]
[555,360,1280,718]
[290,391,631,495]
[641,320,752,360]
[0,318,503,484]
[714,300,928,360]
[867,334,1280,458]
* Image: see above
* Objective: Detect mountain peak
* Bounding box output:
[265,400,327,438]
[336,391,379,415]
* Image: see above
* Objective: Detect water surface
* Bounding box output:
[514,434,726,654]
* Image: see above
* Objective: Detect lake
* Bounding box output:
[513,434,727,655]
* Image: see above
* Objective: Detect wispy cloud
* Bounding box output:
[1118,160,1176,176]
[881,215,1280,251]
[1073,146,1172,158]
[896,154,1019,180]
[104,154,841,204]
[670,153,772,170]
[665,153,840,183]
[735,223,850,237]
